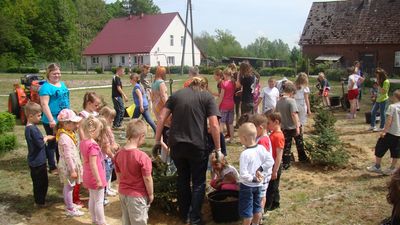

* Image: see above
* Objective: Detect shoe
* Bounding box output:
[112,125,124,131]
[368,126,376,131]
[106,189,117,196]
[34,203,48,208]
[103,198,109,206]
[383,167,397,176]
[49,169,59,175]
[109,187,117,193]
[72,203,83,209]
[65,208,84,217]
[366,165,382,174]
[73,200,84,207]
[282,164,291,170]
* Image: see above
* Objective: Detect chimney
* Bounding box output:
[140,13,144,19]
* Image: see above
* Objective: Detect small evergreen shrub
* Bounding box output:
[198,66,215,75]
[169,66,189,74]
[309,93,323,113]
[0,112,16,133]
[313,108,336,134]
[95,67,103,74]
[0,134,17,153]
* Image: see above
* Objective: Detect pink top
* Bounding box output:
[219,80,235,110]
[79,139,107,189]
[114,148,152,197]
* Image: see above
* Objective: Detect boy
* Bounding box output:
[114,119,153,225]
[367,90,400,175]
[24,101,54,207]
[265,112,285,211]
[257,78,280,114]
[276,81,308,170]
[238,123,274,225]
[112,66,128,129]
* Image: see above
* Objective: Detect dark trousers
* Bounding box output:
[30,164,48,205]
[171,143,208,224]
[241,102,254,115]
[282,127,308,166]
[43,123,58,170]
[265,165,282,210]
[112,96,125,127]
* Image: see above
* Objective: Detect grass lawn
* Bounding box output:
[0,72,393,225]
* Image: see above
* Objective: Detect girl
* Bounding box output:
[347,66,365,119]
[317,72,331,107]
[56,109,84,217]
[130,73,157,134]
[294,72,312,126]
[387,168,400,225]
[369,68,390,131]
[236,61,256,114]
[209,151,239,191]
[213,69,223,97]
[218,68,235,142]
[80,116,107,225]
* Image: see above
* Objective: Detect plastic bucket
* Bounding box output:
[208,190,240,223]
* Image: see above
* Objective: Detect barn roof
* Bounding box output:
[299,0,400,45]
[83,12,179,55]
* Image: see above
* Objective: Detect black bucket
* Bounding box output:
[365,112,380,124]
[208,190,240,223]
[330,96,340,107]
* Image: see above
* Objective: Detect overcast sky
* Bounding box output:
[105,0,338,48]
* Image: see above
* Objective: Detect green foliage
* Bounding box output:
[169,66,189,74]
[95,67,103,74]
[198,66,216,75]
[6,67,39,73]
[309,92,323,112]
[258,67,295,77]
[0,112,16,134]
[313,108,337,134]
[389,83,400,94]
[0,112,17,154]
[0,134,17,154]
[311,62,332,75]
[325,68,346,82]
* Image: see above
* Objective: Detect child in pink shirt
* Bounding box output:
[79,116,107,225]
[114,119,153,225]
[218,68,236,141]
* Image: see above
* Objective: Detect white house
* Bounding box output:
[83,12,201,70]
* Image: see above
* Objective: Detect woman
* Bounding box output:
[236,61,256,115]
[39,63,70,174]
[370,68,390,131]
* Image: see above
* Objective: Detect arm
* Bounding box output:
[304,92,311,114]
[143,175,154,204]
[221,172,237,184]
[217,89,225,107]
[235,77,242,89]
[117,85,128,102]
[380,80,389,94]
[136,88,144,113]
[159,82,169,104]
[89,155,103,189]
[59,136,77,178]
[292,112,301,136]
[208,115,221,150]
[39,95,56,128]
[155,107,171,144]
[381,114,393,138]
[271,147,283,180]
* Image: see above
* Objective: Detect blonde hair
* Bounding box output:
[295,72,309,88]
[99,106,116,120]
[46,63,60,79]
[210,150,227,167]
[126,119,147,140]
[238,122,257,141]
[189,76,208,90]
[318,72,325,81]
[227,63,237,72]
[25,101,42,116]
[223,68,232,77]
[250,114,268,128]
[393,90,400,102]
[82,92,100,109]
[283,81,296,94]
[96,117,110,152]
[81,116,103,139]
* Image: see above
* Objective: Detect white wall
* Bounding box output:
[150,15,201,67]
[86,54,151,70]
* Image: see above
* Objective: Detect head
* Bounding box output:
[282,81,296,96]
[372,82,378,88]
[130,73,140,85]
[155,66,167,80]
[266,112,282,132]
[141,64,150,74]
[227,63,237,73]
[116,66,124,76]
[96,117,110,149]
[392,90,400,103]
[125,119,147,146]
[57,109,82,131]
[347,66,356,75]
[239,62,252,77]
[214,69,223,82]
[317,72,325,81]
[46,63,61,84]
[387,168,400,215]
[81,115,103,139]
[189,66,199,77]
[237,113,251,127]
[210,150,227,172]
[189,76,208,91]
[222,68,232,80]
[295,72,309,89]
[375,68,388,86]
[250,114,268,137]
[25,101,42,125]
[98,106,116,125]
[238,122,257,147]
[354,61,360,68]
[82,92,101,113]
[268,78,276,88]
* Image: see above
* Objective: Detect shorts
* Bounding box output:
[348,89,359,100]
[260,181,269,198]
[220,110,234,124]
[239,184,262,218]
[119,195,149,225]
[375,133,400,158]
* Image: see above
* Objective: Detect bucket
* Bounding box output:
[208,190,240,223]
[365,112,380,124]
[330,96,340,107]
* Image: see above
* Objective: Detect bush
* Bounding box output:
[0,112,16,134]
[0,53,19,72]
[258,68,274,76]
[313,108,336,134]
[94,67,103,74]
[0,134,17,153]
[325,68,346,82]
[198,65,215,75]
[6,67,39,74]
[309,92,323,112]
[258,67,295,77]
[169,66,189,74]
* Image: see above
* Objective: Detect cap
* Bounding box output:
[57,109,82,122]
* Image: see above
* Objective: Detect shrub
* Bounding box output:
[94,67,103,74]
[325,68,346,82]
[258,68,274,76]
[313,108,336,134]
[0,53,19,72]
[258,67,295,77]
[309,92,323,113]
[313,62,332,75]
[389,83,400,94]
[6,67,39,74]
[0,112,16,134]
[169,66,189,74]
[0,134,17,154]
[198,65,215,75]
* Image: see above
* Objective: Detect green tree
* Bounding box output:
[106,0,127,18]
[245,37,270,58]
[290,46,302,66]
[112,0,161,16]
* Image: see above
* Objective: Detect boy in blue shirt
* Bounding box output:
[24,102,54,207]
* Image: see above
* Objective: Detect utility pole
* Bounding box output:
[180,0,195,75]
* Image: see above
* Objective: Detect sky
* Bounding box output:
[106,0,338,49]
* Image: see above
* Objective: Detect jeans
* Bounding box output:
[133,106,156,133]
[371,100,388,129]
[43,123,58,170]
[170,143,208,224]
[112,96,125,127]
[30,164,48,205]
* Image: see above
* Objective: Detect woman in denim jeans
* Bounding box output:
[369,68,390,132]
[130,73,156,134]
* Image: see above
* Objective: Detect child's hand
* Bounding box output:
[271,171,278,180]
[70,171,78,179]
[96,180,103,189]
[255,171,264,183]
[44,135,55,143]
[148,194,154,205]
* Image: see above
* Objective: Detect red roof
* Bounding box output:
[83,13,179,55]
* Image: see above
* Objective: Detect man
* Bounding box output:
[154,76,221,225]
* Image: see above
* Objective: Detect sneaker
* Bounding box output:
[49,169,59,175]
[103,198,109,206]
[72,203,83,209]
[368,126,376,131]
[106,189,117,196]
[366,165,382,174]
[65,208,84,217]
[109,187,117,193]
[383,167,397,176]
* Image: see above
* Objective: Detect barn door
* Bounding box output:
[359,53,376,76]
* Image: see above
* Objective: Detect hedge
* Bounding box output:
[0,134,17,153]
[0,112,17,155]
[6,67,39,74]
[258,67,295,77]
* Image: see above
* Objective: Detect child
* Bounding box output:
[265,112,285,211]
[367,90,400,175]
[79,116,107,225]
[257,78,280,114]
[56,109,84,216]
[370,82,379,104]
[347,66,365,119]
[387,168,400,224]
[112,66,128,129]
[218,68,235,141]
[294,72,312,126]
[276,81,309,170]
[25,102,53,207]
[369,68,390,131]
[114,119,154,225]
[209,150,239,191]
[213,68,223,97]
[317,72,331,107]
[238,123,274,225]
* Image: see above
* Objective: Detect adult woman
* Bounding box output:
[369,68,390,131]
[236,62,256,114]
[39,63,70,174]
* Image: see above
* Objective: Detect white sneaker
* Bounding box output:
[368,126,376,131]
[72,203,82,209]
[104,199,109,206]
[366,165,382,174]
[66,208,84,217]
[106,189,117,196]
[383,167,397,176]
[109,187,117,193]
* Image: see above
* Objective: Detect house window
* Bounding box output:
[91,56,99,64]
[395,51,400,67]
[181,36,184,46]
[109,56,113,64]
[121,56,125,65]
[170,35,174,46]
[167,56,175,65]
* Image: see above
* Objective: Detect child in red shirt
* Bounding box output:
[265,112,285,211]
